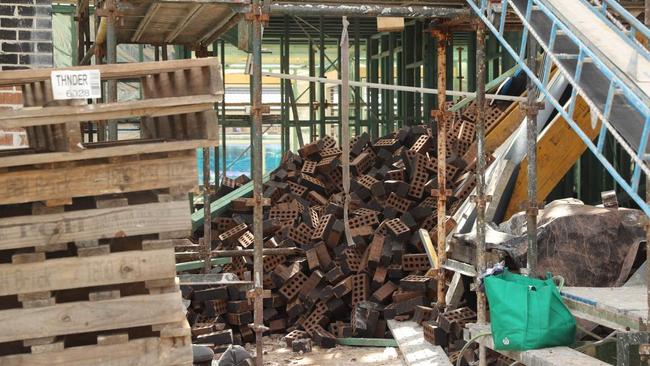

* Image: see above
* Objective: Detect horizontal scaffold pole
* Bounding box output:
[262,71,526,103]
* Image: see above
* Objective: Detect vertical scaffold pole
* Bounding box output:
[248,1,269,364]
[524,33,539,276]
[475,21,488,366]
[432,30,450,307]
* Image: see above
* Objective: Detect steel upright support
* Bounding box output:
[524,33,539,276]
[319,17,327,137]
[105,0,118,141]
[309,39,316,141]
[249,1,268,364]
[432,31,450,307]
[354,19,361,135]
[475,22,488,366]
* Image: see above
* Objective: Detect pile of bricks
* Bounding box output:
[183,117,502,351]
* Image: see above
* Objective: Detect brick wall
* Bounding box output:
[0,0,52,148]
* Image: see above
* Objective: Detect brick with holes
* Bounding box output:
[402,253,430,272]
[279,271,309,301]
[370,281,398,304]
[423,321,448,347]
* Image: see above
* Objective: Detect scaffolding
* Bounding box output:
[68,1,650,364]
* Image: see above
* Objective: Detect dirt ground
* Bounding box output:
[244,335,407,366]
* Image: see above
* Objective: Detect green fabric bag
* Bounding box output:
[484,269,576,351]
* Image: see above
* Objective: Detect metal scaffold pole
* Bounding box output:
[248,1,269,364]
[432,30,450,308]
[105,0,118,141]
[475,21,488,366]
[524,33,539,276]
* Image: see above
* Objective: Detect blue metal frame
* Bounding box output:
[467,0,650,216]
[584,0,650,60]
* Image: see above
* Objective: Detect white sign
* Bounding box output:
[50,69,101,100]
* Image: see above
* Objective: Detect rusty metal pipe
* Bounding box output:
[525,34,539,276]
[263,3,468,18]
[211,248,304,257]
[435,32,449,308]
[475,21,488,366]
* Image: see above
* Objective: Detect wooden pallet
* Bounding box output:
[0,57,222,166]
[0,186,194,364]
[0,149,197,206]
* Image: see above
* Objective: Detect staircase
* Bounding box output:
[467,0,650,215]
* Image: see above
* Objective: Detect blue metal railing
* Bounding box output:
[467,0,650,216]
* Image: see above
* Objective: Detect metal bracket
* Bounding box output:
[519,101,546,114]
[470,194,493,209]
[431,188,453,197]
[431,109,454,119]
[246,288,272,300]
[244,4,270,26]
[245,197,271,207]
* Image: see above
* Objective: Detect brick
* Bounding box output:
[292,338,312,353]
[226,311,253,326]
[423,321,448,347]
[402,253,430,271]
[279,271,308,301]
[1,17,33,28]
[370,281,397,304]
[285,329,309,347]
[333,276,353,298]
[400,275,433,292]
[193,287,228,301]
[413,305,437,324]
[196,330,233,346]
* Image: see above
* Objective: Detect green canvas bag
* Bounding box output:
[484,269,576,351]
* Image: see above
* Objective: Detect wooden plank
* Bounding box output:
[0,153,196,205]
[0,292,185,343]
[0,57,222,86]
[0,95,218,129]
[467,323,609,366]
[387,320,452,366]
[0,139,213,169]
[165,4,204,43]
[0,200,189,250]
[462,100,525,164]
[336,337,398,347]
[176,257,232,272]
[0,336,192,366]
[0,248,176,296]
[505,96,600,218]
[561,286,647,331]
[132,3,161,42]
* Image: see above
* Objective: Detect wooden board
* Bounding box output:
[0,139,212,169]
[387,320,452,366]
[0,248,176,296]
[0,336,192,366]
[462,99,525,165]
[467,323,609,366]
[0,200,190,250]
[505,96,599,218]
[0,292,185,343]
[0,95,218,129]
[0,152,197,205]
[561,286,647,331]
[0,57,222,86]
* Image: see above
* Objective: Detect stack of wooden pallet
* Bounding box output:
[0,58,223,365]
